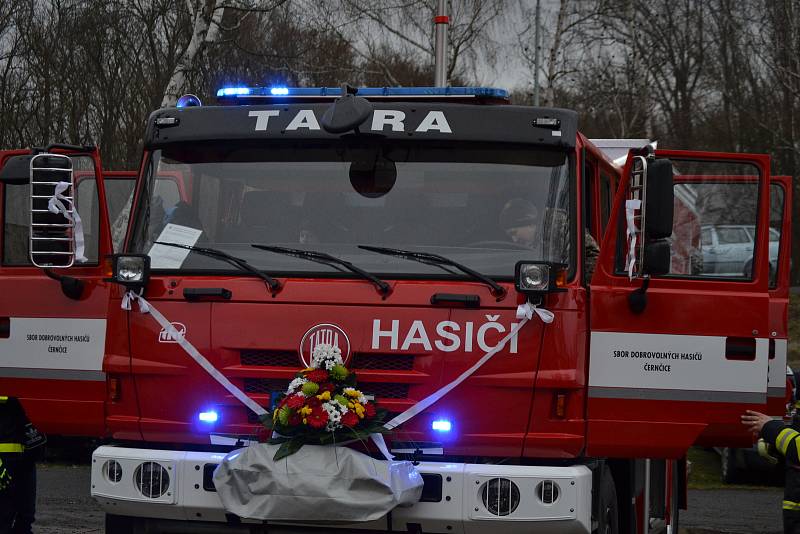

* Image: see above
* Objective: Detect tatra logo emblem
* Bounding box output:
[299,324,351,367]
[158,322,186,343]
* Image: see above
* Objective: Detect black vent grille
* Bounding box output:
[352,353,415,371]
[240,350,299,367]
[361,382,409,399]
[244,378,290,395]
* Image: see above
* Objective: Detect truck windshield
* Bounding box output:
[128,140,573,278]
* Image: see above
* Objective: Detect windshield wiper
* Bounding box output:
[251,244,391,297]
[154,241,282,295]
[358,245,506,299]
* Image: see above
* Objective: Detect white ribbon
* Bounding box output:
[48,181,86,263]
[625,199,642,280]
[121,292,553,460]
[380,301,549,435]
[122,291,267,417]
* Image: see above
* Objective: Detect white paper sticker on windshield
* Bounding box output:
[148,224,203,269]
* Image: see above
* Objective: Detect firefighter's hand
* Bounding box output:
[741,410,771,436]
[0,465,11,491]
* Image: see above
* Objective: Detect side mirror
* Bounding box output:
[29,153,76,268]
[0,155,34,184]
[644,158,674,239]
[642,239,671,275]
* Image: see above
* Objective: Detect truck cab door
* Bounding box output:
[766,176,792,416]
[0,149,115,437]
[588,150,774,458]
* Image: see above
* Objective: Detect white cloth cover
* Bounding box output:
[213,443,424,522]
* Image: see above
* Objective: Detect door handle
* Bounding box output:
[183,288,232,301]
[725,337,756,361]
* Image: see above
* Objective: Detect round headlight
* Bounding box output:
[134,461,169,498]
[480,477,520,516]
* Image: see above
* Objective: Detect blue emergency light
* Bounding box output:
[215,85,509,103]
[198,410,219,423]
[431,419,452,432]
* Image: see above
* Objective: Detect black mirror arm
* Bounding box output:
[43,269,85,300]
[627,275,650,315]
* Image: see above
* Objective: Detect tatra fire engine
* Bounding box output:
[0,85,792,534]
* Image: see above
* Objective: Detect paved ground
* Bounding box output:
[29,464,787,534]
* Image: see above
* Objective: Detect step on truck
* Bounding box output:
[0,86,792,534]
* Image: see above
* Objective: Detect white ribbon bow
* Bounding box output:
[48,181,87,263]
[516,301,554,323]
[625,199,642,280]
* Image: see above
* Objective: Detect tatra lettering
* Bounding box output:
[249,110,280,131]
[415,111,452,133]
[371,110,406,132]
[285,109,320,131]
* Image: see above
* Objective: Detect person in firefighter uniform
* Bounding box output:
[0,396,43,534]
[742,408,800,533]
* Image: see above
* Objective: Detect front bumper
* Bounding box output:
[91,445,592,534]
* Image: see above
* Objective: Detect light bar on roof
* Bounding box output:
[215,86,509,102]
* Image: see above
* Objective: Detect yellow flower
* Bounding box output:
[316,391,331,401]
[347,402,354,409]
[344,388,362,398]
[299,406,313,416]
[354,402,365,418]
[302,418,307,425]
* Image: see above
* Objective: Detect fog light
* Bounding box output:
[103,460,122,484]
[112,254,150,288]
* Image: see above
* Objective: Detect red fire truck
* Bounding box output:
[0,87,792,534]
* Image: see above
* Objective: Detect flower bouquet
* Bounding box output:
[262,343,388,460]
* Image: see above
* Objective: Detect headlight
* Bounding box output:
[134,461,170,499]
[111,254,150,288]
[514,262,566,294]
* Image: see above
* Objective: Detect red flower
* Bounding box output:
[286,395,305,409]
[306,369,329,383]
[288,412,302,426]
[364,403,376,418]
[306,406,329,429]
[341,411,359,427]
[318,382,335,393]
[305,397,321,408]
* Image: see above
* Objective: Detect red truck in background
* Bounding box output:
[0,87,792,534]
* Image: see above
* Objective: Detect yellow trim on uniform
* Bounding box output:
[784,500,800,511]
[777,428,800,455]
[0,443,23,453]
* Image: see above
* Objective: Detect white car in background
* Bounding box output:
[701,224,780,279]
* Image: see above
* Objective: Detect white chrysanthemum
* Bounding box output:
[287,377,307,393]
[311,343,344,370]
[322,401,343,431]
[358,395,368,405]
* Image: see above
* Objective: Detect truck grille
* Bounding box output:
[240,350,298,367]
[239,350,414,371]
[244,378,408,400]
